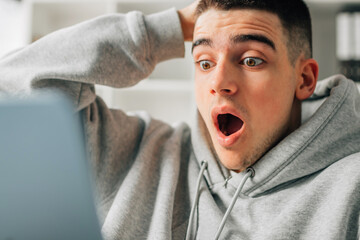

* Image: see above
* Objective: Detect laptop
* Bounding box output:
[0,91,103,240]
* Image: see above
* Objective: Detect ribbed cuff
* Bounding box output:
[145,8,186,62]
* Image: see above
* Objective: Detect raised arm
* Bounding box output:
[0,1,201,110]
[0,9,184,104]
[0,3,201,225]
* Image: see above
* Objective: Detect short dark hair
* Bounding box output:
[195,0,312,64]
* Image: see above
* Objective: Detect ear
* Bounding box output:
[295,58,319,100]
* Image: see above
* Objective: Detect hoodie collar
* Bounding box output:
[191,75,360,197]
[191,111,231,188]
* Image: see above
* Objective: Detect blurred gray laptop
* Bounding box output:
[0,92,103,240]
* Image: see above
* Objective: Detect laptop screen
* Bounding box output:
[0,92,103,240]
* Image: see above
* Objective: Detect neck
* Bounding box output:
[288,98,302,134]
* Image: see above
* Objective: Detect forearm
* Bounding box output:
[0,8,185,94]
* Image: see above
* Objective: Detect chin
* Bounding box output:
[215,142,269,173]
[216,151,252,173]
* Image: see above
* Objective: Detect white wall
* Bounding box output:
[0,0,27,58]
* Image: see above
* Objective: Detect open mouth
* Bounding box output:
[217,113,244,136]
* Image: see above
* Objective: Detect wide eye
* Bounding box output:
[242,57,264,67]
[199,60,215,71]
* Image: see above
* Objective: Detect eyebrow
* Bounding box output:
[192,38,213,53]
[231,34,276,51]
[192,33,276,53]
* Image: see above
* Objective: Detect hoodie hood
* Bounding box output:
[191,75,360,197]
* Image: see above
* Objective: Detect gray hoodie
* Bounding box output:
[0,9,359,240]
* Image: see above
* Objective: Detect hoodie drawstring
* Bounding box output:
[214,167,255,240]
[185,162,255,240]
[185,161,208,240]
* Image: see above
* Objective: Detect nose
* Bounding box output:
[210,63,238,96]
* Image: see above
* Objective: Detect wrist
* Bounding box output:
[177,1,199,42]
[178,10,194,42]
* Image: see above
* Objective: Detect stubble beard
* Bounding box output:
[217,119,291,172]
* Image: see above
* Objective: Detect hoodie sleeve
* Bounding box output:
[0,8,185,111]
[0,9,187,217]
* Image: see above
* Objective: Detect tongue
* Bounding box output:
[218,114,243,136]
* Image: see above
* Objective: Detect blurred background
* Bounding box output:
[1,0,360,124]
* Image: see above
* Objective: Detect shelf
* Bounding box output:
[306,1,360,79]
[95,79,195,124]
[306,0,360,12]
[96,79,193,93]
[113,89,195,124]
[122,79,192,92]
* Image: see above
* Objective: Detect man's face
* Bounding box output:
[193,9,300,172]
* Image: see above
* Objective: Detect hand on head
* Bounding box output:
[178,0,201,41]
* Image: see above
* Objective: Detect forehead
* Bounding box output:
[194,9,286,50]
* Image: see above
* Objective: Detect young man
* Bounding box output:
[0,0,359,239]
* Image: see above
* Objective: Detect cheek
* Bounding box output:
[246,73,296,127]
